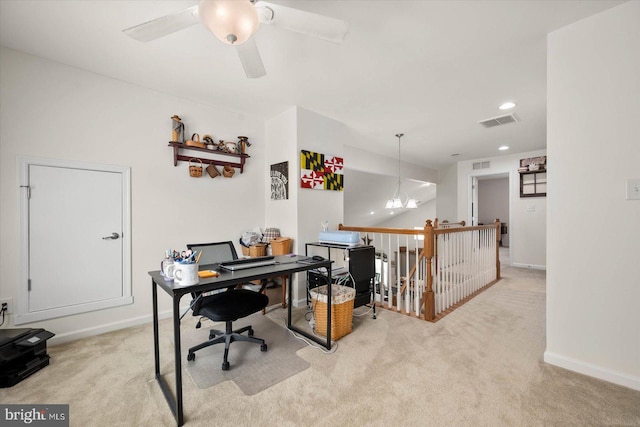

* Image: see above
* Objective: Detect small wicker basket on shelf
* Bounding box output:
[189,158,203,177]
[310,285,355,340]
[223,164,235,178]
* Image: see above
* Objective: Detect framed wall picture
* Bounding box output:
[270,161,289,200]
[300,150,344,191]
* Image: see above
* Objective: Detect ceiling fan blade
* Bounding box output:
[123,5,199,42]
[235,38,266,79]
[254,1,349,44]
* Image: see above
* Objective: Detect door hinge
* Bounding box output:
[28,278,32,291]
[20,185,31,199]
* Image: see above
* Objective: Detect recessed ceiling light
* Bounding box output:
[369,211,375,215]
[499,101,516,110]
[390,211,395,215]
[499,145,509,151]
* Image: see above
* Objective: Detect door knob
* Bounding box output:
[102,232,120,240]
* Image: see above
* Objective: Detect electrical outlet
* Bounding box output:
[0,298,13,315]
[626,178,640,200]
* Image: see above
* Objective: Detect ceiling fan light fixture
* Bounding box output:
[199,0,259,46]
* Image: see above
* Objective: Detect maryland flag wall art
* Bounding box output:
[300,150,344,191]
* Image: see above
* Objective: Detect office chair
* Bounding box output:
[186,241,269,371]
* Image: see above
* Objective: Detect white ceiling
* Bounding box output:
[0,1,623,226]
[0,0,623,169]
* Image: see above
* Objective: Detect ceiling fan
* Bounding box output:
[123,0,349,79]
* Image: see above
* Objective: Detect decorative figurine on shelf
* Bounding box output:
[225,141,239,153]
[203,134,215,150]
[171,115,185,143]
[237,136,251,154]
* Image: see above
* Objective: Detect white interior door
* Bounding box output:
[17,158,132,324]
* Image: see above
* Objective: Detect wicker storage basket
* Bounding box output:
[189,158,203,177]
[249,243,267,257]
[223,164,235,178]
[206,163,220,178]
[270,237,291,255]
[241,245,250,256]
[310,285,355,340]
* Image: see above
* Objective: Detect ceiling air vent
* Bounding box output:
[473,161,491,170]
[478,113,518,128]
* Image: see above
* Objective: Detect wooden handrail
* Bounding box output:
[338,218,499,322]
[339,224,422,235]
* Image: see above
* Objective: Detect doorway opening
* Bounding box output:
[474,173,510,266]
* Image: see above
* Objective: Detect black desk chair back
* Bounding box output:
[186,241,269,370]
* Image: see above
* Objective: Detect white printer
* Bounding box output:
[318,230,360,246]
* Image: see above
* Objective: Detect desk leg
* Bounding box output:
[281,275,287,308]
[152,280,183,426]
[286,269,333,350]
[326,267,332,347]
[286,273,293,327]
[173,296,184,426]
[152,279,160,376]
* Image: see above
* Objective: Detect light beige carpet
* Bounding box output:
[181,313,309,395]
[1,265,639,426]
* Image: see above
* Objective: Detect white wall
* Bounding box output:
[344,144,439,184]
[0,48,266,342]
[376,199,436,228]
[264,107,298,243]
[457,150,547,268]
[296,107,347,250]
[545,1,640,391]
[263,107,348,305]
[435,162,458,222]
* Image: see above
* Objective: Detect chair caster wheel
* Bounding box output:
[187,353,195,361]
[248,328,254,337]
[261,343,267,352]
[373,314,377,319]
[222,361,230,371]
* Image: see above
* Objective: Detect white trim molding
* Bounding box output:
[544,351,640,392]
[16,156,132,325]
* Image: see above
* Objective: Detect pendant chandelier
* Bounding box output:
[385,133,418,209]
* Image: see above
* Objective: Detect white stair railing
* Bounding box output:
[339,219,500,321]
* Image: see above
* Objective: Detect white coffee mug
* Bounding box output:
[161,258,175,279]
[173,262,199,286]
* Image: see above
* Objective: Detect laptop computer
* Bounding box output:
[219,256,276,271]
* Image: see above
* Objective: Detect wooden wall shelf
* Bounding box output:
[169,141,250,173]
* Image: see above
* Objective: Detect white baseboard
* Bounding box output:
[544,351,640,391]
[511,263,546,271]
[48,306,189,346]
